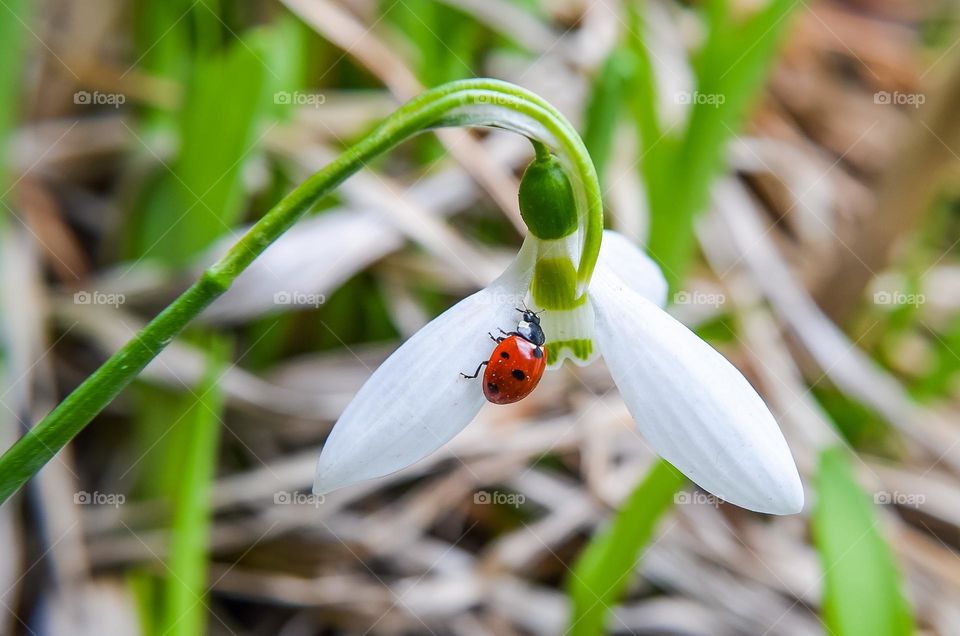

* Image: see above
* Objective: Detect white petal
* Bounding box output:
[314,239,536,494]
[590,271,803,514]
[597,230,668,307]
[540,302,599,368]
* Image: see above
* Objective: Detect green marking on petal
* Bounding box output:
[532,257,584,310]
[546,339,593,365]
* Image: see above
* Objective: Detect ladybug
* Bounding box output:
[461,308,547,405]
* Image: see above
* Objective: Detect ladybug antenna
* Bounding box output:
[515,303,543,320]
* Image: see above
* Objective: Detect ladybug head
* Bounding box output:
[515,307,542,326]
[515,307,546,346]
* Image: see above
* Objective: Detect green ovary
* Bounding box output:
[546,339,593,365]
[518,153,579,240]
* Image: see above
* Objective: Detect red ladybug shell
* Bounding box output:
[482,336,547,405]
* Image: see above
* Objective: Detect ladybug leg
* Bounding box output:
[460,360,488,379]
[488,332,504,343]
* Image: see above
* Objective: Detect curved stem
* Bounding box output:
[0,79,602,503]
[531,139,552,162]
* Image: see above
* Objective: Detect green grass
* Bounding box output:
[599,0,801,289]
[582,49,633,186]
[813,448,913,636]
[567,460,685,636]
[134,34,270,264]
[159,336,228,636]
[0,0,28,483]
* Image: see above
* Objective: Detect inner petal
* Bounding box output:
[539,301,599,368]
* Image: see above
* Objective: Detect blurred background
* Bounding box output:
[2,0,960,634]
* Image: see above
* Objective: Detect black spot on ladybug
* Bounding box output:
[487,382,499,393]
[500,351,510,359]
[511,369,526,381]
[533,347,543,359]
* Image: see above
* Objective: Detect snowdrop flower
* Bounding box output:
[0,78,802,511]
[313,88,803,515]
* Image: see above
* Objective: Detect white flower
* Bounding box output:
[314,230,803,515]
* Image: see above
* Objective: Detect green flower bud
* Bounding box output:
[518,150,578,240]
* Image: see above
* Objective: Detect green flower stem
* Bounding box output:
[0,79,603,504]
[531,139,552,162]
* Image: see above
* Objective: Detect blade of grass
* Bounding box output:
[128,571,160,636]
[624,2,663,155]
[133,0,194,85]
[136,33,268,264]
[567,459,685,636]
[192,0,223,54]
[254,14,310,122]
[171,36,267,261]
[159,335,228,636]
[812,447,913,636]
[582,48,632,186]
[0,0,28,502]
[0,0,26,169]
[623,2,681,258]
[645,0,799,290]
[129,384,206,499]
[0,0,27,303]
